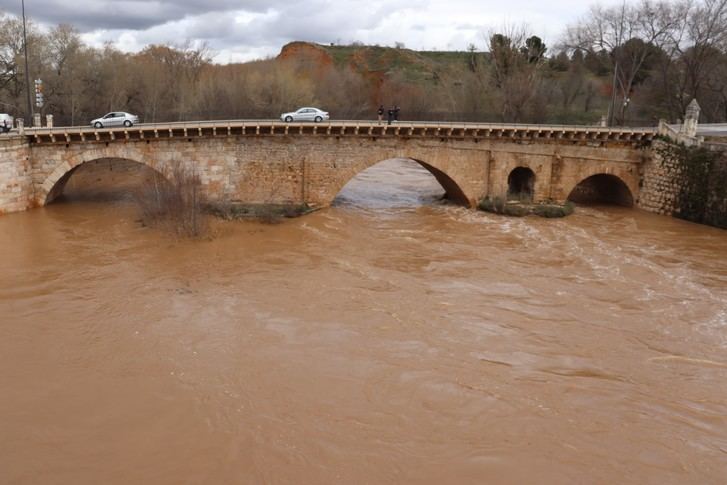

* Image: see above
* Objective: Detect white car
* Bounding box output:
[280,107,329,123]
[90,112,139,128]
[0,113,13,133]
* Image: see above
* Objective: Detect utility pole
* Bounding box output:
[21,0,33,121]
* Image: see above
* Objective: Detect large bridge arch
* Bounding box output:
[414,159,470,205]
[326,156,471,207]
[313,142,488,208]
[35,145,169,206]
[43,157,167,204]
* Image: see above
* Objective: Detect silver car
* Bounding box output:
[90,112,139,128]
[280,107,329,123]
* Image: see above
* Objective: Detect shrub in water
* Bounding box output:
[135,162,208,237]
[533,201,575,218]
[478,195,507,214]
[503,204,529,217]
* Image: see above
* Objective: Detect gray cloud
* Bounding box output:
[0,0,269,30]
[0,0,595,62]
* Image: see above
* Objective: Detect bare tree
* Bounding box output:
[672,0,727,117]
[565,0,682,124]
[486,25,548,122]
[45,24,89,125]
[0,12,44,116]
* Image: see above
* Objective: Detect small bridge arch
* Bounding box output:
[507,166,536,201]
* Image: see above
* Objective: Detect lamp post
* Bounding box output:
[21,0,33,121]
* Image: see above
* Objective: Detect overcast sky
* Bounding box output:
[0,0,616,62]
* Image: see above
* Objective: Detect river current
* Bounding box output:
[1,159,726,483]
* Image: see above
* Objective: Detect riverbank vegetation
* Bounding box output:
[478,196,575,218]
[134,166,314,235]
[135,163,208,238]
[2,0,727,126]
[206,202,313,224]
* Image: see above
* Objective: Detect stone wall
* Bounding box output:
[0,136,33,214]
[638,139,727,229]
[637,140,682,215]
[704,152,727,228]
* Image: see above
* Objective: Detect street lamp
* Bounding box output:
[21,0,33,120]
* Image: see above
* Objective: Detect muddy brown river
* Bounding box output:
[1,159,727,484]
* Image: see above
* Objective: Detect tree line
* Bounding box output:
[1,0,727,127]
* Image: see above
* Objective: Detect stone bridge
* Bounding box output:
[0,120,658,214]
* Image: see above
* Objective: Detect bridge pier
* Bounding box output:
[0,136,33,214]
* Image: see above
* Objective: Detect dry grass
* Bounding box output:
[135,163,209,238]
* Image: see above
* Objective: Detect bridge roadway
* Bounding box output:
[23,119,657,146]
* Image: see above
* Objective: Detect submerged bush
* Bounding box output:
[206,202,312,224]
[502,204,529,217]
[135,163,208,238]
[479,196,528,217]
[478,195,506,214]
[479,196,574,218]
[533,201,575,218]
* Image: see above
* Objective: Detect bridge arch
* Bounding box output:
[329,156,472,207]
[37,146,166,206]
[44,158,166,204]
[567,173,634,207]
[507,167,536,201]
[412,158,469,206]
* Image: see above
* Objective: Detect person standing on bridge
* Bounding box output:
[377,105,384,124]
[387,107,394,125]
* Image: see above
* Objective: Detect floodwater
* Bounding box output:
[1,159,727,484]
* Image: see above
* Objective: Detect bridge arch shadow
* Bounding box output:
[44,158,165,205]
[567,173,634,207]
[332,158,469,209]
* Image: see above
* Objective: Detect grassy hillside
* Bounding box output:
[319,44,474,83]
[275,41,617,124]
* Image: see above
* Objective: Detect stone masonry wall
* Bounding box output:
[0,136,33,214]
[637,140,683,216]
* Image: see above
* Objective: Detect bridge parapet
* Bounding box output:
[658,120,703,147]
[24,120,657,147]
